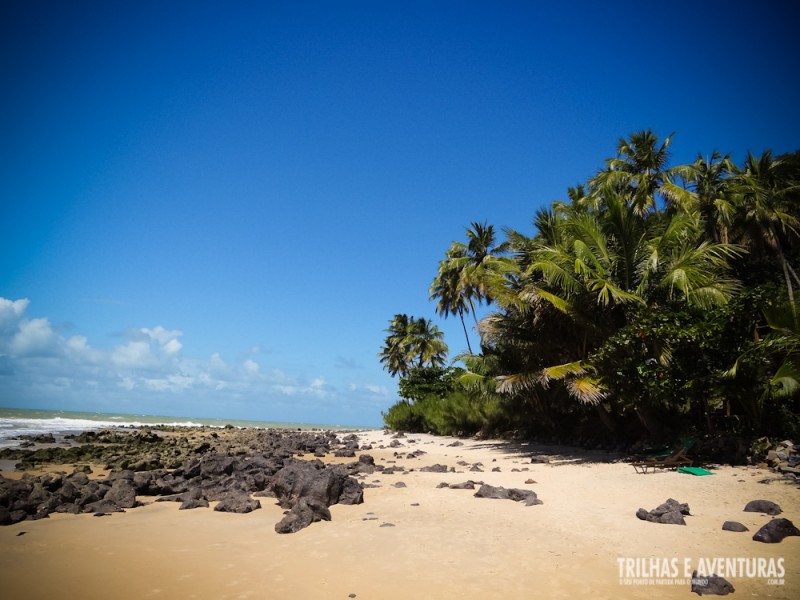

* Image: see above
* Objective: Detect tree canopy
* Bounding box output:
[381,132,800,455]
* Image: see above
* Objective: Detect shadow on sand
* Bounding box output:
[463,439,626,466]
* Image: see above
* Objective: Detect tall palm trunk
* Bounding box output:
[458,307,473,354]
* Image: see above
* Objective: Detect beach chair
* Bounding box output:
[631,441,695,474]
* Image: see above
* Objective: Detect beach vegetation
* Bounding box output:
[381,132,800,456]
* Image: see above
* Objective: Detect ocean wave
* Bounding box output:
[0,416,206,446]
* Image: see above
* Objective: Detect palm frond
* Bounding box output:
[565,375,607,405]
[770,358,800,398]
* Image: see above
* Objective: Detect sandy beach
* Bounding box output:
[1,429,798,599]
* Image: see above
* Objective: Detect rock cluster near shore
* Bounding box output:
[0,427,366,533]
[763,439,800,476]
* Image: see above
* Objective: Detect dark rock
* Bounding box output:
[722,521,749,532]
[18,433,56,444]
[392,482,407,488]
[270,460,363,509]
[134,430,163,443]
[448,481,476,490]
[200,455,235,479]
[743,499,782,515]
[83,499,125,514]
[275,497,331,534]
[690,571,735,595]
[213,492,261,514]
[752,518,800,543]
[635,498,690,525]
[474,484,542,506]
[104,479,138,509]
[338,472,365,505]
[180,497,209,510]
[420,464,449,473]
[447,441,463,447]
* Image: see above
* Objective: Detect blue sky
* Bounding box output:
[1,1,798,426]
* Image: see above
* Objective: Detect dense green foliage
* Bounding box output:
[380,132,800,454]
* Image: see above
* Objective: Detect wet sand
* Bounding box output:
[0,430,798,599]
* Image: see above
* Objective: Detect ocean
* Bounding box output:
[0,407,366,449]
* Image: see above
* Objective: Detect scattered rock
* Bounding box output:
[420,464,449,473]
[752,518,800,543]
[743,499,782,515]
[690,570,735,595]
[474,484,542,506]
[721,521,748,532]
[448,481,477,490]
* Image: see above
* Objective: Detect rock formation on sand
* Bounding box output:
[635,498,690,525]
[0,428,364,533]
[751,518,800,543]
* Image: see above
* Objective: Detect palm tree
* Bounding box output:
[662,152,736,243]
[430,222,515,354]
[379,314,414,377]
[478,181,741,409]
[461,221,514,305]
[731,150,800,315]
[379,314,448,377]
[408,317,448,368]
[592,129,674,215]
[430,244,474,353]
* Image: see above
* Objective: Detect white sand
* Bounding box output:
[0,430,797,599]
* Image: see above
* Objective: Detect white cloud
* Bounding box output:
[162,338,182,355]
[112,340,154,368]
[0,297,382,425]
[0,297,29,325]
[66,335,102,363]
[364,384,389,396]
[11,317,57,356]
[141,326,182,346]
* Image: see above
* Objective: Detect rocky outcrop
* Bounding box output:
[762,439,800,476]
[635,498,690,525]
[0,428,364,533]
